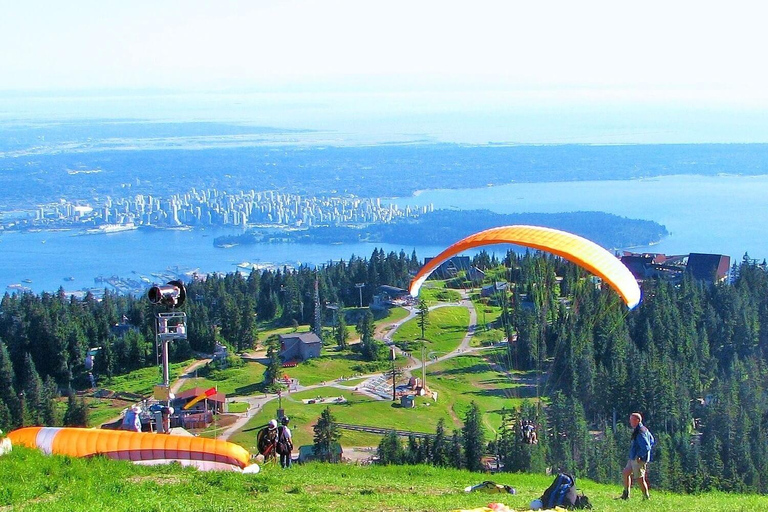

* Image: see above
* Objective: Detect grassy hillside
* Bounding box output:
[230,353,540,452]
[2,446,766,512]
[177,361,266,396]
[393,306,469,353]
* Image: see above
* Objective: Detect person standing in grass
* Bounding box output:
[277,417,294,468]
[621,412,654,500]
[257,419,279,462]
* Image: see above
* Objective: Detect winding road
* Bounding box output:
[219,290,483,440]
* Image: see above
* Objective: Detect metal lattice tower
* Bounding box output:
[156,311,187,391]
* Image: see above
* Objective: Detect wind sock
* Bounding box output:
[184,387,218,410]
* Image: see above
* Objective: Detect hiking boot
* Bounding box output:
[619,489,629,500]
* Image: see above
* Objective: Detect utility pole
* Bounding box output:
[355,283,365,308]
[390,347,397,401]
[313,273,322,338]
[421,340,427,391]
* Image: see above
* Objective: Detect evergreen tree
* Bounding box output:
[264,336,282,388]
[313,406,341,462]
[357,310,380,361]
[20,352,43,425]
[450,429,464,469]
[0,400,11,433]
[40,375,59,426]
[431,418,449,467]
[0,341,20,427]
[335,308,349,350]
[377,430,404,465]
[463,401,486,471]
[417,298,430,341]
[62,393,88,427]
[406,435,419,464]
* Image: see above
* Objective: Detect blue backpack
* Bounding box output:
[541,473,577,509]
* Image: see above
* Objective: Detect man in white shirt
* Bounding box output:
[277,417,293,468]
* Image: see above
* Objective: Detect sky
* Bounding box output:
[1,1,766,100]
[1,1,767,142]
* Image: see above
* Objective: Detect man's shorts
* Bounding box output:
[625,458,647,479]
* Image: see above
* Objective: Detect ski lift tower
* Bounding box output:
[148,280,187,404]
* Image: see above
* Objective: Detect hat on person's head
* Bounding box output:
[268,419,277,429]
[281,417,290,425]
[630,412,643,423]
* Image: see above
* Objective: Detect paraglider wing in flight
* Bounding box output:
[409,225,641,309]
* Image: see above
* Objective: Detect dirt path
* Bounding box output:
[100,358,211,427]
[170,358,212,394]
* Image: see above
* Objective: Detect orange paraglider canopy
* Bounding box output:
[8,427,252,472]
[409,225,641,309]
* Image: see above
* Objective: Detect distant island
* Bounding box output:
[214,209,668,250]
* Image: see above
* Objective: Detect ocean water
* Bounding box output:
[0,227,444,294]
[2,173,767,294]
[391,174,768,261]
[2,93,768,293]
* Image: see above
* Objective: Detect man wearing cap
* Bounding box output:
[621,412,654,500]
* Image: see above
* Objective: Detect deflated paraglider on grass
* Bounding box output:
[7,426,255,472]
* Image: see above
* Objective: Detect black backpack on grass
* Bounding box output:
[541,473,592,510]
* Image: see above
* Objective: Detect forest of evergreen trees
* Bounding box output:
[1,248,767,494]
[0,249,419,430]
[377,253,768,494]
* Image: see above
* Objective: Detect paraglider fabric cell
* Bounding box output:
[8,427,252,472]
[409,225,641,309]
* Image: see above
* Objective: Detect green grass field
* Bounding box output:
[178,361,266,396]
[255,324,312,345]
[280,351,372,386]
[2,446,766,511]
[428,352,537,434]
[393,306,469,354]
[104,359,194,396]
[419,284,462,306]
[228,387,398,451]
[227,401,250,413]
[378,306,410,324]
[54,397,133,428]
[229,350,529,451]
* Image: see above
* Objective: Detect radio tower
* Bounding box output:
[313,273,322,338]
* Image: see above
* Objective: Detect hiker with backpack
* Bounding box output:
[257,419,279,462]
[621,412,655,500]
[277,416,294,468]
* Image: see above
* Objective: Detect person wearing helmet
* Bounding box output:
[257,419,279,462]
[277,416,293,468]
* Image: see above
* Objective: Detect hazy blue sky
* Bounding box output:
[2,1,767,143]
[2,1,766,103]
